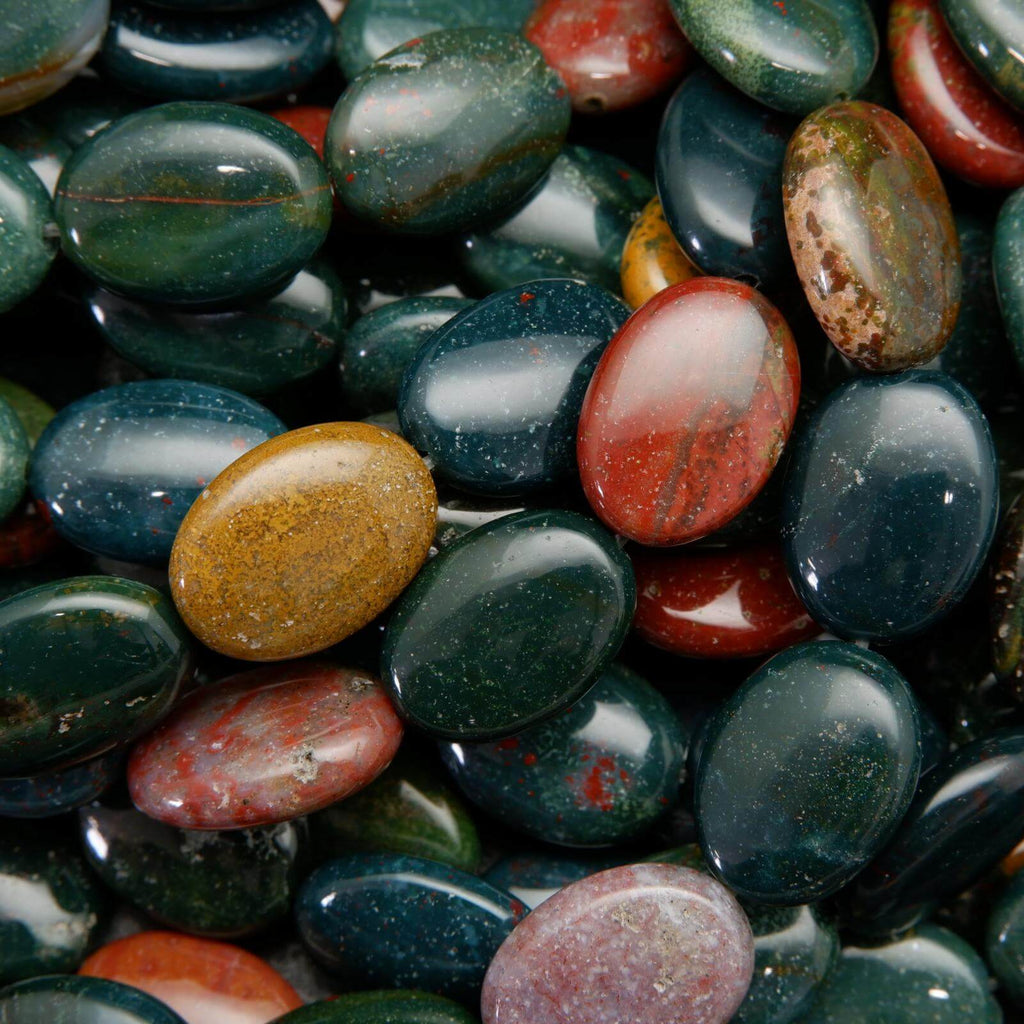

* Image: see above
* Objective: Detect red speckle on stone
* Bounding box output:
[379,148,386,155]
[160,495,173,506]
[519,292,536,304]
[407,37,422,46]
[524,753,538,766]
[619,769,629,781]
[497,737,519,751]
[231,437,248,451]
[196,477,206,487]
[346,173,356,183]
[582,760,615,811]
[617,169,631,180]
[659,796,670,805]
[774,0,787,13]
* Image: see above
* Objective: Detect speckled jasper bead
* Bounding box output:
[0,145,57,314]
[619,196,699,309]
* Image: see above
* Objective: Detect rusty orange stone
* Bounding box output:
[620,196,700,309]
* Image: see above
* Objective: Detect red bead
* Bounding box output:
[0,500,61,568]
[267,106,331,159]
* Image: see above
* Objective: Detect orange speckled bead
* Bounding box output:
[168,422,436,662]
[620,196,700,309]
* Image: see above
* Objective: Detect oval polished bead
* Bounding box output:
[440,663,685,848]
[996,186,1024,371]
[0,396,30,523]
[696,640,921,905]
[481,864,754,1024]
[994,495,1024,684]
[656,69,796,289]
[0,576,191,777]
[400,279,629,496]
[986,870,1024,1007]
[782,371,998,642]
[30,380,286,565]
[0,145,57,314]
[889,0,1024,189]
[168,422,436,662]
[619,196,699,310]
[0,976,186,1024]
[577,277,800,547]
[273,992,478,1024]
[783,101,961,372]
[666,0,878,116]
[55,102,332,306]
[296,854,526,1002]
[326,29,570,234]
[128,661,402,829]
[98,0,333,104]
[939,0,1024,111]
[381,509,635,740]
[0,750,121,818]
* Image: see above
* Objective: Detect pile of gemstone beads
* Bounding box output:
[1,0,1024,1021]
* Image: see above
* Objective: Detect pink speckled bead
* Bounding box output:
[481,864,753,1024]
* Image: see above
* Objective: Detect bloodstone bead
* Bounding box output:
[128,661,402,829]
[577,277,800,547]
[619,196,700,310]
[0,976,187,1024]
[381,509,635,740]
[0,145,57,314]
[55,102,332,307]
[656,69,797,289]
[30,380,286,565]
[0,0,110,116]
[80,932,303,1024]
[0,836,105,983]
[400,279,629,495]
[940,0,1024,111]
[798,924,1001,1023]
[996,187,1024,370]
[295,853,526,1003]
[0,396,30,523]
[325,29,570,234]
[98,0,334,104]
[0,113,73,196]
[696,640,921,905]
[0,576,191,777]
[782,371,998,642]
[484,852,627,909]
[0,750,121,818]
[994,494,1024,685]
[632,541,819,659]
[272,992,478,1024]
[268,107,332,160]
[986,871,1024,1006]
[440,663,685,847]
[783,102,961,372]
[481,864,754,1024]
[459,146,654,294]
[889,0,1024,188]
[524,0,690,114]
[666,0,878,116]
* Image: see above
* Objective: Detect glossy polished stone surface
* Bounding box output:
[481,864,754,1024]
[940,0,1024,110]
[55,102,332,306]
[459,146,653,294]
[0,975,187,1024]
[272,992,478,1024]
[577,278,800,546]
[783,102,960,371]
[667,0,878,116]
[0,576,191,777]
[696,640,921,905]
[400,279,629,495]
[656,69,796,289]
[296,853,526,1002]
[0,750,120,817]
[382,509,635,740]
[431,490,529,552]
[30,380,286,565]
[0,396,30,523]
[99,0,333,103]
[168,422,436,661]
[782,371,998,641]
[994,494,1024,686]
[0,113,73,195]
[0,0,110,115]
[326,29,570,234]
[620,196,699,309]
[80,932,302,1024]
[31,72,143,148]
[128,661,402,829]
[996,187,1024,371]
[441,663,685,847]
[0,145,57,314]
[268,106,331,159]
[890,0,1024,188]
[484,852,626,909]
[986,870,1024,1006]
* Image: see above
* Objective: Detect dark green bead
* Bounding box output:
[0,575,192,777]
[55,102,332,306]
[272,990,478,1024]
[0,975,187,1024]
[0,751,121,818]
[381,509,635,740]
[0,113,72,196]
[31,74,145,149]
[458,146,654,294]
[433,490,529,553]
[993,493,1024,687]
[0,377,55,447]
[326,29,570,234]
[939,0,1024,110]
[0,144,56,313]
[996,187,1024,370]
[0,396,30,522]
[986,870,1024,1007]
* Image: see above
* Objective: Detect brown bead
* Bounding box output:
[619,196,700,309]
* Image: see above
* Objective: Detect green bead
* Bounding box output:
[986,870,1024,1007]
[940,0,1024,110]
[272,990,478,1024]
[996,187,1024,371]
[0,396,30,521]
[0,144,56,313]
[0,377,55,447]
[0,975,187,1024]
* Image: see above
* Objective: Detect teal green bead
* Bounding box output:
[31,73,145,149]
[798,924,1001,1023]
[986,871,1024,1007]
[0,836,105,983]
[0,396,30,522]
[459,146,654,294]
[939,0,1024,110]
[339,296,474,416]
[0,144,57,313]
[0,113,73,196]
[0,576,192,777]
[996,187,1024,373]
[271,990,478,1024]
[381,509,635,740]
[326,29,570,234]
[0,975,187,1024]
[0,751,122,818]
[667,0,878,115]
[483,852,626,909]
[55,101,332,306]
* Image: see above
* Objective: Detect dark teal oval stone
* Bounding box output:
[696,640,921,905]
[458,146,654,294]
[996,186,1024,372]
[381,509,635,740]
[433,490,529,553]
[0,575,192,777]
[0,396,30,522]
[295,853,526,1003]
[31,74,145,149]
[939,0,1024,110]
[30,379,285,564]
[399,279,629,495]
[326,29,570,234]
[55,101,332,306]
[0,144,56,313]
[272,990,478,1024]
[986,870,1024,1007]
[0,113,72,196]
[339,295,474,417]
[782,371,999,642]
[0,975,187,1024]
[0,750,121,818]
[483,852,626,910]
[0,836,105,983]
[87,260,347,396]
[440,663,684,847]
